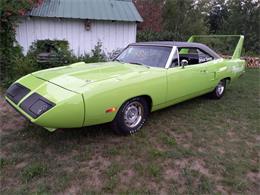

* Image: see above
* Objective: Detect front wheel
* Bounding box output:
[111,97,149,135]
[210,80,226,99]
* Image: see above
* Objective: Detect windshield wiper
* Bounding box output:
[115,59,124,63]
[128,61,150,68]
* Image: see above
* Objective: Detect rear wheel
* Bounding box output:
[112,97,149,135]
[210,79,226,99]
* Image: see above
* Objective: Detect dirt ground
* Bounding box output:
[0,96,27,134]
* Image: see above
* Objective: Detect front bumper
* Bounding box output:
[5,98,57,132]
[6,83,55,120]
[5,75,85,131]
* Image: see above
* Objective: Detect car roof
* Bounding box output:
[130,41,221,59]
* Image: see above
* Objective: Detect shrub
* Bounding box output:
[0,0,43,86]
[77,41,106,63]
[12,56,38,78]
[107,49,122,60]
[27,39,75,69]
[1,40,108,88]
[1,45,25,87]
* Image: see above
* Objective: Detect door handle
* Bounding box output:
[200,70,208,73]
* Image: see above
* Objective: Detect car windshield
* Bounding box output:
[115,45,172,68]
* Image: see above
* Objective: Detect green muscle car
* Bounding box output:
[5,35,245,135]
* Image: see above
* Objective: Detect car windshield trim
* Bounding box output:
[115,45,173,68]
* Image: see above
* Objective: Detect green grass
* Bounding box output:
[0,69,259,194]
[147,164,161,178]
[0,158,8,169]
[21,163,48,183]
[104,163,122,192]
[181,168,214,194]
[106,163,121,178]
[160,132,177,146]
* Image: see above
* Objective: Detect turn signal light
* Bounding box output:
[106,107,117,113]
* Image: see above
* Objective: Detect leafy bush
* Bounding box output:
[77,41,106,63]
[1,45,25,87]
[1,40,108,88]
[27,39,75,69]
[0,0,43,86]
[2,54,38,87]
[12,56,38,78]
[107,49,122,60]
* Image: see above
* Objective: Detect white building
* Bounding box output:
[16,0,142,56]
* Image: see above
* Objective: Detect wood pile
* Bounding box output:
[243,56,260,68]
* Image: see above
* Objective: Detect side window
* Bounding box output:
[197,49,214,63]
[179,47,213,65]
[187,48,198,55]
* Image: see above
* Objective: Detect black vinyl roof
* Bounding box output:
[131,41,221,59]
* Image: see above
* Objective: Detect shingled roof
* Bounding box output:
[28,0,143,22]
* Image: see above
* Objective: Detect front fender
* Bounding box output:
[82,69,167,126]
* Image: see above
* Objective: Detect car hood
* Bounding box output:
[32,61,149,93]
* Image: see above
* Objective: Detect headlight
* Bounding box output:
[20,93,55,118]
[6,83,30,104]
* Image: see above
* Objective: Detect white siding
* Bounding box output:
[16,17,137,56]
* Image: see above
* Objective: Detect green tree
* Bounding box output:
[0,0,42,85]
[222,0,260,55]
[162,0,208,40]
[206,0,229,33]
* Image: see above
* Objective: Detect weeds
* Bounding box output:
[104,163,121,192]
[21,163,48,183]
[0,158,7,169]
[147,164,161,178]
[104,147,120,157]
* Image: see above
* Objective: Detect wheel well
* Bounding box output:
[139,95,153,111]
[222,77,231,84]
[121,95,153,112]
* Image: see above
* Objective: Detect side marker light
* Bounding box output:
[106,107,117,113]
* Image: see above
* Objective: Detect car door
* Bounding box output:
[166,47,215,104]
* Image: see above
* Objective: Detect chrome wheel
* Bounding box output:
[216,82,225,97]
[112,97,149,135]
[124,101,144,128]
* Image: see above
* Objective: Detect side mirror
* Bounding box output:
[181,59,188,68]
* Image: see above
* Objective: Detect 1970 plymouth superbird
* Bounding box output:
[5,35,245,135]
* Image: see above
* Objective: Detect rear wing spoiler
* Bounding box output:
[187,35,244,59]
